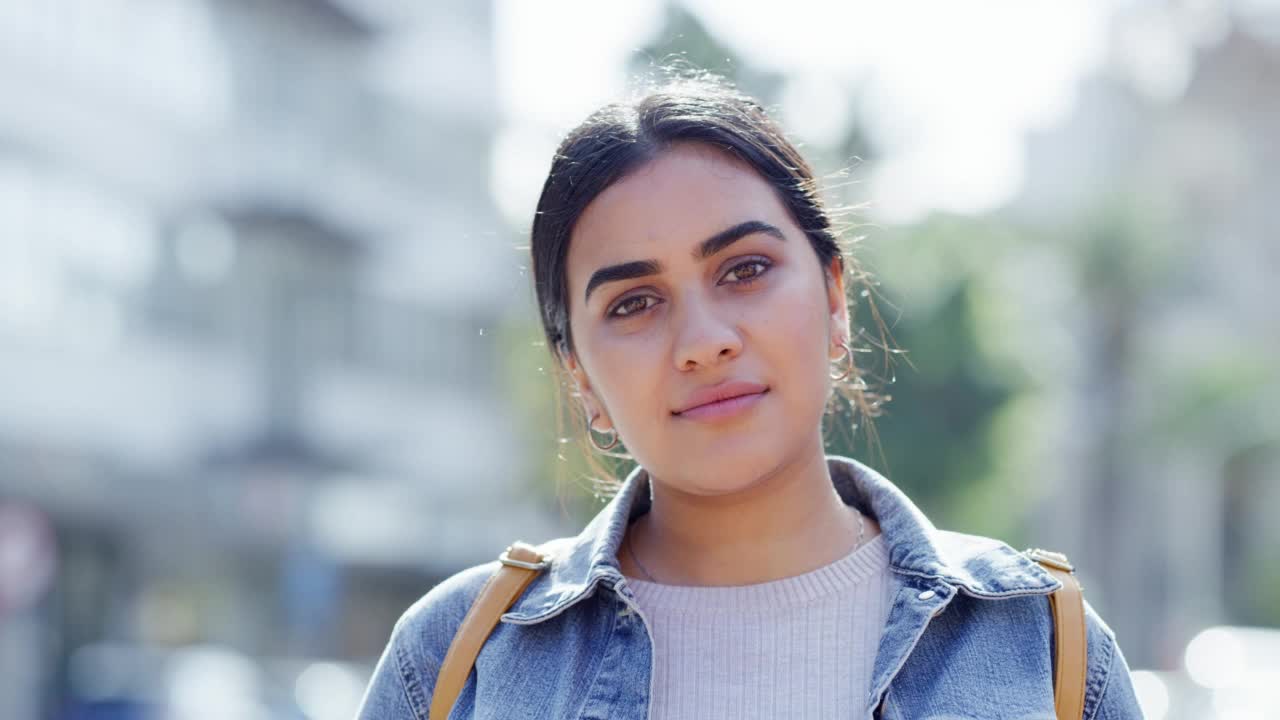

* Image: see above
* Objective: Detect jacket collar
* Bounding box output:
[502,454,1061,625]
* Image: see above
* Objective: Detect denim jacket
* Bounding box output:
[357,455,1144,719]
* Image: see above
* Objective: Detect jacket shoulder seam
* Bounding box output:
[393,618,434,720]
[1081,614,1118,720]
[392,560,503,719]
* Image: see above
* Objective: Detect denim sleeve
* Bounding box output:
[1083,598,1146,720]
[354,612,431,720]
[353,560,500,720]
[1091,636,1145,719]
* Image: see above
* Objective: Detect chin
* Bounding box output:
[673,442,780,495]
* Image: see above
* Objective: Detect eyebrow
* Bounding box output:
[583,220,786,304]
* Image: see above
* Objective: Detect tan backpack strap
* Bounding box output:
[1027,548,1087,720]
[429,541,551,720]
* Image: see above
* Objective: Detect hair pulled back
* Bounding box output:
[528,73,893,491]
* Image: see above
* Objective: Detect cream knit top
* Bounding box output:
[625,532,894,719]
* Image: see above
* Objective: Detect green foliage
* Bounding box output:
[494,302,599,527]
[626,4,783,102]
[849,214,1040,542]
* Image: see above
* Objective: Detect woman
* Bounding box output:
[357,76,1144,719]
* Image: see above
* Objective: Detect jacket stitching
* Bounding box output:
[868,582,938,720]
[952,584,1061,599]
[394,629,431,720]
[504,574,612,625]
[413,568,503,720]
[437,569,508,717]
[889,566,1059,598]
[1082,622,1117,720]
[571,594,622,719]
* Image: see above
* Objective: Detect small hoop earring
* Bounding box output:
[830,339,855,382]
[586,413,619,451]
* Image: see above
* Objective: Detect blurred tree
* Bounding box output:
[847,215,1038,543]
[495,300,598,527]
[627,3,783,104]
[1223,442,1280,626]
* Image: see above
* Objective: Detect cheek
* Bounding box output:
[759,278,831,369]
[582,332,666,426]
[756,280,834,420]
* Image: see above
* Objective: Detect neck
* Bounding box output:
[622,438,881,586]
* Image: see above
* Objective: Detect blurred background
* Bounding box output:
[0,0,1276,718]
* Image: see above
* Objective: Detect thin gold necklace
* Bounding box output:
[626,509,867,584]
[626,530,659,583]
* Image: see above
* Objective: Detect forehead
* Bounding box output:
[566,143,794,294]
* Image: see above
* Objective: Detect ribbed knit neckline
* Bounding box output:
[626,532,889,611]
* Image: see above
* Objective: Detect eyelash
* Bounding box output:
[606,257,774,319]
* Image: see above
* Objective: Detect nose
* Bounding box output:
[673,292,742,371]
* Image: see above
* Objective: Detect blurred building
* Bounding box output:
[0,1,568,717]
[1011,13,1280,674]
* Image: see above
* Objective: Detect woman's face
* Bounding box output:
[562,142,849,495]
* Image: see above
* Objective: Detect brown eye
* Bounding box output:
[609,294,656,319]
[721,258,772,285]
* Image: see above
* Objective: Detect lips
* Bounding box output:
[673,380,770,415]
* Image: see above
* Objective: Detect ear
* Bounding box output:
[560,347,613,431]
[825,257,851,353]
